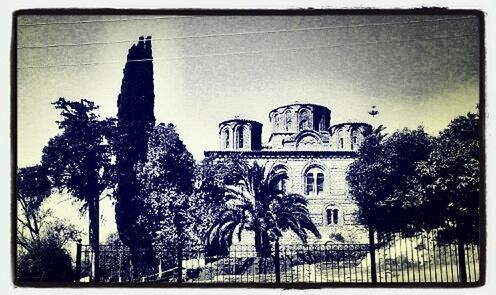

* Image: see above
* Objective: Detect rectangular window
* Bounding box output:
[305,174,314,195]
[339,138,344,149]
[316,173,324,194]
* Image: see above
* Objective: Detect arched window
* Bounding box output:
[285,110,292,131]
[221,127,230,149]
[299,120,307,131]
[274,114,280,131]
[319,114,326,131]
[305,173,314,194]
[269,165,290,193]
[339,138,344,149]
[325,208,340,225]
[304,167,325,195]
[272,173,288,192]
[236,126,244,149]
[351,134,357,150]
[298,109,311,131]
[317,173,324,193]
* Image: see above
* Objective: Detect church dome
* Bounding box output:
[329,122,372,151]
[218,117,263,151]
[268,103,331,135]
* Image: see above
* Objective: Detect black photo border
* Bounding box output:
[11,7,487,289]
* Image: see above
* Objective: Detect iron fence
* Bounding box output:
[75,233,480,284]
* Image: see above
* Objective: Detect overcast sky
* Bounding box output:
[17,14,480,166]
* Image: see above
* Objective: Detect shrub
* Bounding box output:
[17,238,74,282]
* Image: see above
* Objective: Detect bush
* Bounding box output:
[17,238,74,282]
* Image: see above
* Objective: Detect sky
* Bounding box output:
[17,14,480,167]
[16,13,481,242]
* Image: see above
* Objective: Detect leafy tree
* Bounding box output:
[198,153,248,207]
[346,126,432,281]
[138,123,195,195]
[347,127,433,235]
[416,112,480,282]
[205,161,321,258]
[135,123,196,269]
[376,127,433,236]
[41,98,115,281]
[416,112,480,243]
[193,153,249,239]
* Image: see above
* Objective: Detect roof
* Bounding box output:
[204,150,358,159]
[218,118,263,128]
[330,122,372,129]
[268,102,331,115]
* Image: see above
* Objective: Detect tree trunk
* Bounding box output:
[254,228,271,258]
[254,228,271,275]
[254,227,262,255]
[457,223,467,283]
[88,195,100,282]
[274,239,281,283]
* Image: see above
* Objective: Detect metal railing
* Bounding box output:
[75,232,480,284]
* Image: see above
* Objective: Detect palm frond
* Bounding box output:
[224,185,255,210]
[208,160,321,252]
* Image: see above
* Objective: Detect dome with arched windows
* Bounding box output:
[218,118,263,151]
[268,103,331,134]
[329,122,372,151]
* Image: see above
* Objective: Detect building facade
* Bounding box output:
[205,103,372,244]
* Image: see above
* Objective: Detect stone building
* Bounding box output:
[204,103,372,244]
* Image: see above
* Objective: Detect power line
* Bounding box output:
[16,33,472,70]
[167,33,472,59]
[17,15,195,26]
[17,58,153,69]
[17,16,475,49]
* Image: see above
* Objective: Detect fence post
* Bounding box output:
[177,242,183,284]
[158,259,163,280]
[274,239,281,283]
[93,245,100,282]
[75,239,82,282]
[457,239,467,283]
[369,226,378,283]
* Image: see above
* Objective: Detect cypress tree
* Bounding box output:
[115,36,157,275]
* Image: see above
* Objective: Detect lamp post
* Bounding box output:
[368,105,379,127]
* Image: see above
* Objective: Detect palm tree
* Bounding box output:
[205,161,321,258]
